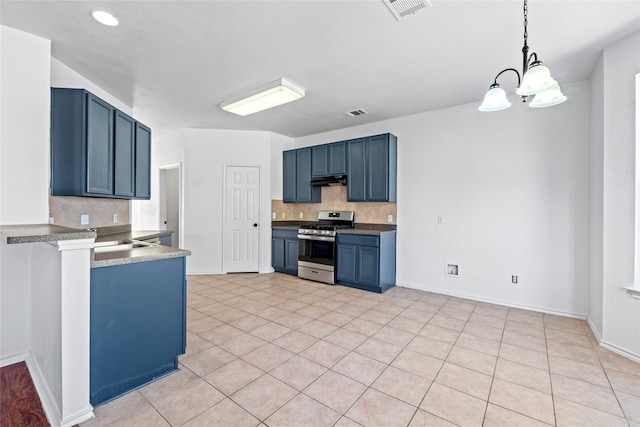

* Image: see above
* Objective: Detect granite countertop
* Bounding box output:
[0,224,96,244]
[94,229,174,246]
[92,245,191,268]
[271,221,396,235]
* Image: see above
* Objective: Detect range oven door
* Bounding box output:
[297,234,335,284]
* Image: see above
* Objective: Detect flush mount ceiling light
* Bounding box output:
[220,78,305,116]
[90,10,119,27]
[479,0,567,112]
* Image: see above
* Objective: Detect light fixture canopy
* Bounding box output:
[479,0,566,111]
[90,10,119,27]
[221,78,305,116]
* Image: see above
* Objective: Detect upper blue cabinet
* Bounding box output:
[312,141,347,177]
[283,133,396,204]
[50,88,151,200]
[283,147,321,203]
[347,134,397,202]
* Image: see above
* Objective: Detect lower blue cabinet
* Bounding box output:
[90,257,186,406]
[272,228,298,276]
[336,232,396,293]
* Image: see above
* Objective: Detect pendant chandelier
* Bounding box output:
[479,0,567,112]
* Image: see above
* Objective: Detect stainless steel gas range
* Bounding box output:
[297,211,354,285]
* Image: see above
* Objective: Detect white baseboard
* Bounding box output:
[186,269,225,275]
[1,352,94,427]
[396,281,588,319]
[598,340,640,363]
[24,352,62,427]
[0,351,28,368]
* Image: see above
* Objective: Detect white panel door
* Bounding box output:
[224,166,260,272]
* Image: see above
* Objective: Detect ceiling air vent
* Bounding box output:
[344,109,369,117]
[382,0,428,20]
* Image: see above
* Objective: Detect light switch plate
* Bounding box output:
[272,212,276,219]
[387,214,393,223]
[81,214,89,225]
[299,212,304,219]
[113,213,118,223]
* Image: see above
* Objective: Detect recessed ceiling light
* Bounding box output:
[90,10,119,27]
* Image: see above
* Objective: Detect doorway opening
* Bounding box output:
[159,164,181,248]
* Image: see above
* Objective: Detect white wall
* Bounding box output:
[589,55,605,338]
[294,80,591,317]
[51,58,133,116]
[0,25,50,362]
[598,31,640,357]
[0,26,51,224]
[181,129,274,274]
[132,129,186,232]
[270,133,294,200]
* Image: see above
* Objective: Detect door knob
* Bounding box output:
[253,223,258,227]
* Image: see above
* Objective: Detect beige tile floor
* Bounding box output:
[82,273,640,427]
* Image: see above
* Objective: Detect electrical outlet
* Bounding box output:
[49,217,54,224]
[281,212,285,219]
[113,213,118,223]
[512,275,518,284]
[81,214,89,225]
[299,212,304,219]
[387,214,393,223]
[272,212,276,219]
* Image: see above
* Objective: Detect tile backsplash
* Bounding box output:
[49,194,129,229]
[272,186,397,224]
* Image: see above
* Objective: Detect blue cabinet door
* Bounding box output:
[134,122,151,199]
[367,135,389,202]
[357,246,380,286]
[336,244,357,282]
[311,145,328,177]
[114,111,135,197]
[272,237,286,270]
[296,148,314,202]
[347,138,366,201]
[285,239,299,272]
[328,141,347,175]
[283,150,296,203]
[86,93,114,195]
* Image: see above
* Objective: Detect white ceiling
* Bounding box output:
[1,1,639,137]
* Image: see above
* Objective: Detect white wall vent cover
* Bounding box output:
[344,109,369,117]
[382,0,427,20]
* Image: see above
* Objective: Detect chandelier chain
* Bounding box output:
[523,0,528,44]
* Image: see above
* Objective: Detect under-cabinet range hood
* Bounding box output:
[310,175,347,186]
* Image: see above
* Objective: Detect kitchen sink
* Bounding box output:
[93,239,159,253]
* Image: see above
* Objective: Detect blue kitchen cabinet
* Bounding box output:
[283,150,297,203]
[86,93,115,195]
[114,111,135,197]
[283,148,320,203]
[311,144,328,177]
[135,122,152,199]
[159,233,172,247]
[90,257,187,406]
[347,134,397,202]
[346,138,367,201]
[272,228,298,275]
[50,88,151,200]
[336,232,396,293]
[328,141,347,175]
[312,141,347,177]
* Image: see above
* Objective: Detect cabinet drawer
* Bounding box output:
[337,234,379,247]
[272,228,298,240]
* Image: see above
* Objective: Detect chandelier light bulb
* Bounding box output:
[516,63,558,96]
[529,84,568,108]
[479,85,511,112]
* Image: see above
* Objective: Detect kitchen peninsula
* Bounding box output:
[0,223,190,426]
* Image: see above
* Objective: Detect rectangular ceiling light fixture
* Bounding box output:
[382,0,427,20]
[220,78,305,116]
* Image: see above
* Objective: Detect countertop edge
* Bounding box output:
[91,248,191,268]
[0,224,96,244]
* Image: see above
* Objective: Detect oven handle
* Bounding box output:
[297,234,335,243]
